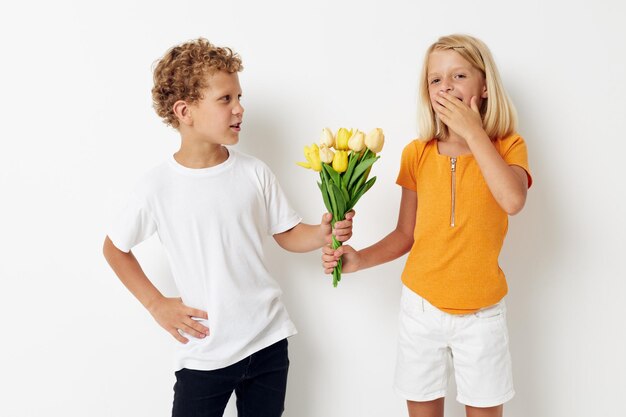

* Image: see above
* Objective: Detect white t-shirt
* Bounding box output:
[108,148,301,371]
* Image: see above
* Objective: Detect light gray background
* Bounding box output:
[1,1,625,416]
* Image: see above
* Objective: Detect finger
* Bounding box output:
[345,210,355,220]
[183,321,209,338]
[335,232,352,242]
[438,91,461,105]
[321,245,335,255]
[322,253,336,262]
[436,91,454,107]
[333,225,351,237]
[170,329,189,344]
[187,317,210,335]
[470,96,479,112]
[333,218,353,229]
[433,100,449,114]
[332,247,345,257]
[323,261,338,271]
[321,212,332,225]
[188,308,209,320]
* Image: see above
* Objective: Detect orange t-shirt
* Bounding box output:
[396,134,532,314]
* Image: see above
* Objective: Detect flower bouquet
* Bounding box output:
[297,127,385,287]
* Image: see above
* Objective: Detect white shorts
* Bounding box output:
[394,285,515,408]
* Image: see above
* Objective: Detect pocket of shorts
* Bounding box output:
[400,287,425,317]
[473,302,505,320]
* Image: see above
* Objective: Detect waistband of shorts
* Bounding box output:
[401,285,505,315]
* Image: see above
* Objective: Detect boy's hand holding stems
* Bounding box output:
[273,211,354,253]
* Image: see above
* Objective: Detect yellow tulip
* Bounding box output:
[319,146,335,164]
[319,128,335,148]
[348,130,365,152]
[332,150,348,173]
[365,128,385,153]
[335,128,352,150]
[296,143,322,171]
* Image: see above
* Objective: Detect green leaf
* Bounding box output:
[350,171,368,199]
[323,163,341,188]
[348,156,379,189]
[343,151,361,189]
[326,178,339,219]
[330,181,346,219]
[348,177,377,211]
[317,181,332,213]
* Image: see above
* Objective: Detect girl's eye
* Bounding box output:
[455,74,466,79]
[430,78,440,85]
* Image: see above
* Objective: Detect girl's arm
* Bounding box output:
[322,188,416,273]
[273,211,354,253]
[435,92,528,214]
[102,236,209,343]
[464,132,528,214]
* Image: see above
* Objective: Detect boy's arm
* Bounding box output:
[102,236,209,344]
[273,211,354,253]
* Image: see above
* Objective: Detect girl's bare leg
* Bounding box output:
[466,404,503,417]
[407,398,444,417]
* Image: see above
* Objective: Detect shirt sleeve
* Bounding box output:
[107,195,157,253]
[500,134,533,188]
[396,141,419,191]
[264,170,302,236]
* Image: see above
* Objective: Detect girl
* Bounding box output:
[322,34,532,417]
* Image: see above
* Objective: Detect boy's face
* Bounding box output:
[188,71,244,145]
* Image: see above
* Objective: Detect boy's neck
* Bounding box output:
[174,142,229,169]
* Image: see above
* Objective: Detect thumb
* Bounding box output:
[321,213,333,225]
[470,96,479,113]
[334,244,354,256]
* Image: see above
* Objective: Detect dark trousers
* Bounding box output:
[172,339,290,417]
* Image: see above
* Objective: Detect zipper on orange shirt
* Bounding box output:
[450,157,457,227]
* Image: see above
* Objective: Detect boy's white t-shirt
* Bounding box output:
[108,148,301,371]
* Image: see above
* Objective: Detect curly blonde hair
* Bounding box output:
[152,38,243,128]
[417,34,517,141]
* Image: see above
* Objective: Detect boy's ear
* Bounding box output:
[172,100,193,126]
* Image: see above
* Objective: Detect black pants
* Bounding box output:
[172,339,290,417]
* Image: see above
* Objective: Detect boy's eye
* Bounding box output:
[221,95,231,102]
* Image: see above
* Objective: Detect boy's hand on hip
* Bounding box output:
[148,297,209,344]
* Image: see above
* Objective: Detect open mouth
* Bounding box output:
[230,122,242,131]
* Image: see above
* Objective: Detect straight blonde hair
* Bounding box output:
[417,34,517,141]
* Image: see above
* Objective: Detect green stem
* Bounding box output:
[332,234,342,287]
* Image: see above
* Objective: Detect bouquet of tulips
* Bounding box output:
[297,127,385,287]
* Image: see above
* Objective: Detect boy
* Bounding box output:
[103,38,354,417]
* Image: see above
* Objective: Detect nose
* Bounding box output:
[439,77,453,92]
[233,101,244,116]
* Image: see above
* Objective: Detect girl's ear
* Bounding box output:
[481,84,488,99]
[173,100,193,126]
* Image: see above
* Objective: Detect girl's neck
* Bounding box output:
[440,129,466,144]
[437,132,471,157]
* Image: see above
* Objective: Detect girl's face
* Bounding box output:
[427,49,487,109]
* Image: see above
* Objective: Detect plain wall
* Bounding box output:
[1,1,625,416]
